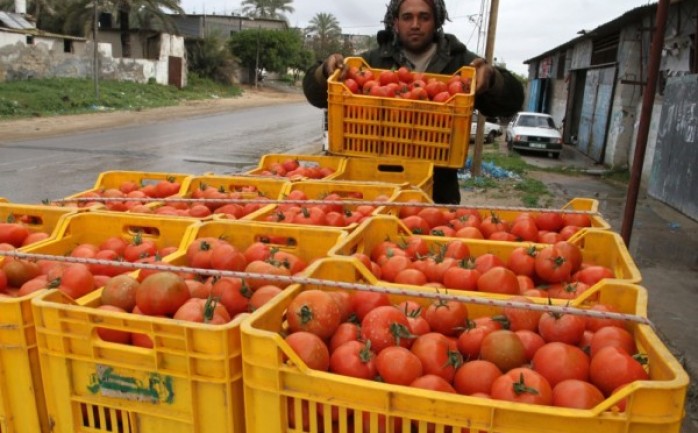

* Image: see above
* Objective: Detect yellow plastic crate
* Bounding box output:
[60,170,192,210]
[0,212,196,433]
[246,154,346,180]
[0,202,76,246]
[174,219,349,271]
[241,257,688,433]
[378,189,611,230]
[250,180,401,230]
[33,289,247,433]
[327,57,475,168]
[330,156,434,196]
[30,220,347,433]
[330,215,640,285]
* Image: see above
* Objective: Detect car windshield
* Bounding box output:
[517,115,555,129]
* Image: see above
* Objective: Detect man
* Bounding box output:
[303,0,524,204]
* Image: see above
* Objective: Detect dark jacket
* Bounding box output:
[303,31,524,204]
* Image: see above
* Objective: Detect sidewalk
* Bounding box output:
[498,144,698,432]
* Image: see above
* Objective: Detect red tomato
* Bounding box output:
[562,212,592,228]
[515,329,546,361]
[589,326,636,357]
[442,265,480,291]
[329,340,377,379]
[532,342,590,387]
[287,290,341,340]
[573,265,615,286]
[3,259,41,288]
[411,333,462,382]
[380,255,413,282]
[244,260,292,290]
[552,379,605,409]
[424,300,468,336]
[538,312,586,345]
[554,241,583,272]
[285,331,330,371]
[479,330,527,373]
[590,346,649,395]
[375,346,423,385]
[329,322,361,353]
[477,266,519,294]
[350,290,390,322]
[585,303,624,331]
[457,321,493,360]
[361,305,412,353]
[59,263,95,299]
[506,246,537,277]
[123,235,158,263]
[480,214,509,238]
[135,271,190,316]
[503,296,542,332]
[410,374,456,393]
[394,268,428,285]
[21,231,49,246]
[547,281,590,300]
[95,305,131,344]
[534,245,573,283]
[173,297,231,324]
[0,222,30,247]
[490,367,553,405]
[510,218,539,242]
[209,242,247,271]
[474,253,505,274]
[210,277,252,318]
[453,360,502,395]
[248,285,282,312]
[100,274,139,311]
[535,212,565,232]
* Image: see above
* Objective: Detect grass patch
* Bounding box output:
[514,178,552,207]
[461,176,499,190]
[601,168,630,184]
[0,74,242,119]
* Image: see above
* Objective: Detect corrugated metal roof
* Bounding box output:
[523,2,659,64]
[0,11,35,29]
[0,26,86,41]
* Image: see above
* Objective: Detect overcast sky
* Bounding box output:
[179,0,655,75]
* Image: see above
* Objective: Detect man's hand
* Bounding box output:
[322,53,345,78]
[470,58,495,94]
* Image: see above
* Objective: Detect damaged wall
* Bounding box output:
[0,31,186,86]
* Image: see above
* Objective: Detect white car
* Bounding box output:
[470,112,502,144]
[506,112,563,158]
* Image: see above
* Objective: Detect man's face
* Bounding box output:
[393,0,436,54]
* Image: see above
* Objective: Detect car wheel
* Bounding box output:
[486,131,496,144]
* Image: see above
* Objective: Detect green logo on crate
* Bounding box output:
[88,365,174,404]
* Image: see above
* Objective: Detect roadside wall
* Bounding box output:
[0,31,186,86]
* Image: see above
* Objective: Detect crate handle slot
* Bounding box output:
[376,164,406,173]
[123,225,161,238]
[255,234,298,248]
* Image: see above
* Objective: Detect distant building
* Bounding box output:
[168,14,288,39]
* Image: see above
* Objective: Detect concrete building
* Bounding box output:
[523,0,698,219]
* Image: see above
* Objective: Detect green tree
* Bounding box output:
[186,30,237,84]
[229,28,304,83]
[305,12,342,62]
[241,0,294,21]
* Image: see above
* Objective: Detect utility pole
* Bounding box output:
[620,0,669,245]
[92,0,100,101]
[255,25,260,89]
[470,0,499,176]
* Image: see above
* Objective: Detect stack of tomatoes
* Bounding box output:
[0,233,178,299]
[262,190,391,228]
[256,157,337,180]
[342,66,472,102]
[397,205,592,243]
[67,177,182,211]
[149,182,273,219]
[94,237,307,346]
[350,235,614,300]
[0,214,52,248]
[282,286,648,418]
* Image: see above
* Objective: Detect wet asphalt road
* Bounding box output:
[0,102,321,203]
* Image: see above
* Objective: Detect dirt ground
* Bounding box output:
[0,85,305,142]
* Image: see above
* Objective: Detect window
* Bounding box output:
[64,39,73,53]
[26,35,34,45]
[591,32,619,65]
[557,52,567,79]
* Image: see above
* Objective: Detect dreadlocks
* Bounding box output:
[383,0,450,31]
